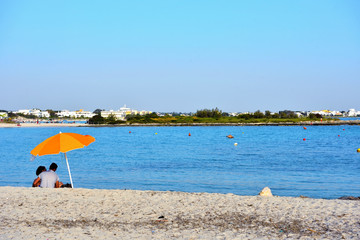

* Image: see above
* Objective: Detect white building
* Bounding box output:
[15,109,50,118]
[32,109,50,118]
[56,109,96,118]
[74,109,96,118]
[17,109,31,115]
[101,105,152,120]
[310,110,343,117]
[347,109,360,117]
[228,112,240,117]
[100,110,127,120]
[56,110,75,118]
[294,112,304,117]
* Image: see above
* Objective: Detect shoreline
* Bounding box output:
[1,120,360,128]
[0,123,87,128]
[1,186,359,239]
[92,120,360,127]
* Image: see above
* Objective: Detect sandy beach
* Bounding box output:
[0,123,87,128]
[0,187,359,239]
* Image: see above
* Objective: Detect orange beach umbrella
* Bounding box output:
[31,132,95,188]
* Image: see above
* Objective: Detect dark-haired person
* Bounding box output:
[32,166,46,187]
[38,163,62,188]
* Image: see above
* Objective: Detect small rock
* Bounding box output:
[259,187,273,197]
[299,195,309,198]
[338,196,360,200]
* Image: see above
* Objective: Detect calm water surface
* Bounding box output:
[0,126,359,199]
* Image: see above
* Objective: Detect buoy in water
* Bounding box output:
[234,143,238,146]
[188,133,191,136]
[343,129,345,131]
[357,148,360,152]
[129,131,131,133]
[338,135,340,137]
[303,138,306,141]
[227,135,234,139]
[155,133,157,135]
[303,127,307,130]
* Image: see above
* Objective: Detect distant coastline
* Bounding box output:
[85,120,360,127]
[1,120,359,128]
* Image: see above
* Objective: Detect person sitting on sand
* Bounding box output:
[36,163,63,188]
[32,166,46,187]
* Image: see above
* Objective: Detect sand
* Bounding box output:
[0,123,87,128]
[0,187,359,239]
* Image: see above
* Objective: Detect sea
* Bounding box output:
[0,125,359,199]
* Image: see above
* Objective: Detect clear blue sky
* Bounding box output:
[1,0,359,112]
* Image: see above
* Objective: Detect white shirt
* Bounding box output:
[39,170,59,188]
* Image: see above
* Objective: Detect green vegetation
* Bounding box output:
[125,113,159,123]
[88,114,105,124]
[46,109,57,118]
[88,113,125,124]
[88,108,332,125]
[195,108,224,118]
[14,113,37,119]
[93,109,104,115]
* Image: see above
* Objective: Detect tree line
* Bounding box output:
[88,108,324,124]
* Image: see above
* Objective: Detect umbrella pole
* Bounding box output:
[64,153,74,188]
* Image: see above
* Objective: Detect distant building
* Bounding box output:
[101,105,152,120]
[56,109,96,118]
[294,112,304,117]
[17,109,31,115]
[13,108,95,119]
[310,110,343,117]
[14,109,50,118]
[100,110,127,120]
[56,110,75,118]
[74,109,96,118]
[347,109,360,117]
[237,112,250,115]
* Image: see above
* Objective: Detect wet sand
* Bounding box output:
[0,187,359,239]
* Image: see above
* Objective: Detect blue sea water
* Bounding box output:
[0,126,359,199]
[338,117,360,121]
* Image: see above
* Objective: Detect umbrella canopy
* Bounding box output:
[31,132,95,188]
[31,132,95,157]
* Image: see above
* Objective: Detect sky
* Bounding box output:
[1,0,359,113]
